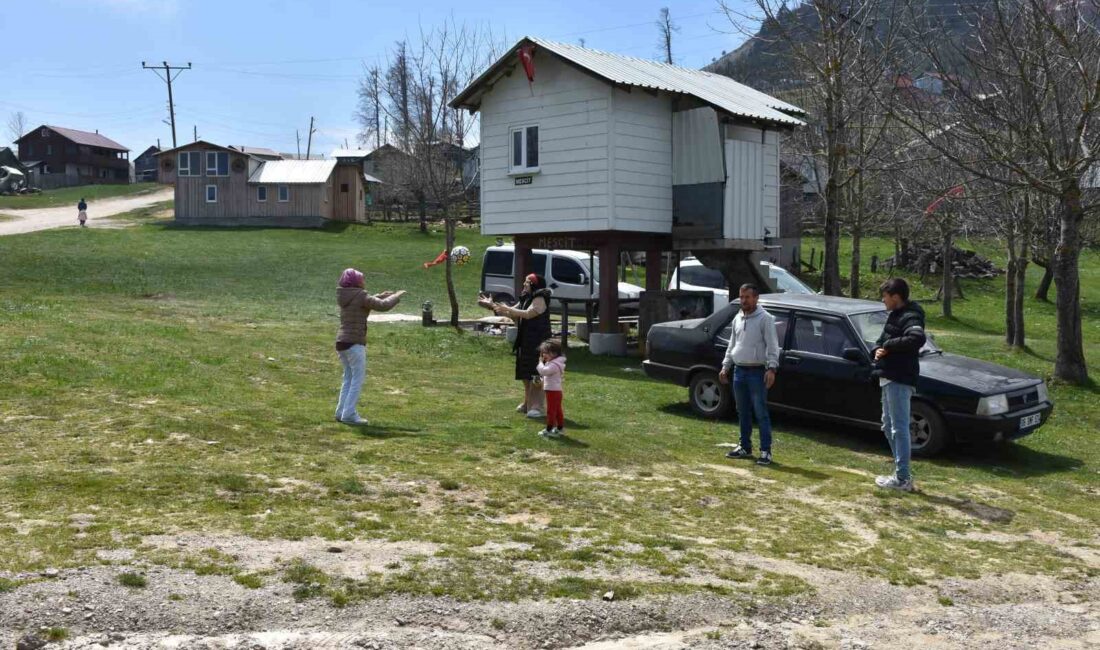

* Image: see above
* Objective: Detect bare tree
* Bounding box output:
[359,20,502,326]
[656,7,680,64]
[720,0,900,296]
[886,0,1100,384]
[6,111,27,144]
[355,66,384,149]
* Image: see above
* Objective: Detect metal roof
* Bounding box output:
[231,146,282,159]
[363,173,384,184]
[452,37,805,127]
[21,125,129,151]
[331,149,372,158]
[247,159,337,184]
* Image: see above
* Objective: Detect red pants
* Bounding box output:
[545,390,564,428]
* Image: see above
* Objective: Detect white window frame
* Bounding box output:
[508,124,540,175]
[257,186,267,202]
[205,151,229,177]
[205,184,217,203]
[278,185,289,202]
[178,151,200,177]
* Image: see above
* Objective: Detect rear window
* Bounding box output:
[483,251,512,276]
[681,265,727,290]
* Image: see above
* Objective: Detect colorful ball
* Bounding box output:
[450,245,471,266]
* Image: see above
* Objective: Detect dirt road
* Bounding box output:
[0,187,173,236]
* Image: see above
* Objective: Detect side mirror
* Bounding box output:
[842,347,865,363]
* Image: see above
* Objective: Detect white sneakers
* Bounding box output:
[340,416,370,425]
[525,409,544,419]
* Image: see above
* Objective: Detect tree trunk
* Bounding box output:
[1005,234,1017,346]
[941,219,953,318]
[1053,183,1088,383]
[1012,254,1027,348]
[444,216,459,328]
[821,88,844,296]
[1034,258,1054,301]
[849,225,862,299]
[418,194,428,233]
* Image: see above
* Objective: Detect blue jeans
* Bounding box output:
[336,344,367,421]
[881,381,914,482]
[732,366,772,452]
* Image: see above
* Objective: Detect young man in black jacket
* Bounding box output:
[872,278,926,492]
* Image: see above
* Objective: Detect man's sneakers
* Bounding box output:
[340,415,370,425]
[875,475,915,492]
[755,451,772,466]
[725,445,753,460]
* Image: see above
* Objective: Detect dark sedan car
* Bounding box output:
[643,295,1053,456]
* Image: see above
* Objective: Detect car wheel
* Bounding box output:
[910,400,950,457]
[689,370,732,418]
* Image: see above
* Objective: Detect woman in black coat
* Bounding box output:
[491,274,552,418]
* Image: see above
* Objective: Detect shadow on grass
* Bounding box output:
[657,401,1084,478]
[564,350,656,384]
[348,423,426,439]
[914,491,1015,523]
[763,462,831,480]
[540,434,590,448]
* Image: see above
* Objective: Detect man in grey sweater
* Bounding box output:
[718,283,780,465]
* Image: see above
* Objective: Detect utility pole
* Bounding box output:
[142,61,191,148]
[296,130,301,160]
[305,116,316,160]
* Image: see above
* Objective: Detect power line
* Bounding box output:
[142,61,191,148]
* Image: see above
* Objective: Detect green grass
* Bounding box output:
[0,182,163,210]
[117,572,147,588]
[0,219,1096,604]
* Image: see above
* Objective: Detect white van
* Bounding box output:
[480,245,643,312]
[667,257,815,310]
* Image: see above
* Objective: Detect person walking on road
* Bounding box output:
[872,278,927,492]
[77,198,88,227]
[720,283,780,466]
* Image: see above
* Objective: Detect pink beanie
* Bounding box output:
[339,268,364,288]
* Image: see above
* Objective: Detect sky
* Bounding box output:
[2,0,754,157]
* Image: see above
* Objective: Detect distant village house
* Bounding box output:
[15,125,130,189]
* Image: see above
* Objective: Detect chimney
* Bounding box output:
[95,129,99,134]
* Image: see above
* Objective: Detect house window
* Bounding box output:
[509,125,539,174]
[178,151,201,176]
[43,164,52,174]
[257,186,267,202]
[278,185,289,202]
[46,145,53,155]
[206,185,217,203]
[206,151,229,176]
[340,183,349,193]
[41,128,48,138]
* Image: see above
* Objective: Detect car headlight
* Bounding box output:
[976,394,1009,416]
[1036,382,1049,403]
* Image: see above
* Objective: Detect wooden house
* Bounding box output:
[451,37,805,350]
[133,146,161,182]
[15,125,130,189]
[156,140,365,227]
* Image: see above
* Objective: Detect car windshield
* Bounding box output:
[849,309,940,354]
[679,264,727,289]
[764,264,815,294]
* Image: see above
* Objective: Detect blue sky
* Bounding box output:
[2,0,752,156]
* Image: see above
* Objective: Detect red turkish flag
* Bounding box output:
[518,44,536,82]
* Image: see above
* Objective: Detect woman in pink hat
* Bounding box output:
[334,268,406,425]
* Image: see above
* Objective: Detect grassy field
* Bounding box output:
[0,182,162,210]
[0,219,1096,608]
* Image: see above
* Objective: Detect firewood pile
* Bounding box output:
[886,242,1004,279]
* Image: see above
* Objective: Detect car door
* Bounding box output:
[549,255,591,305]
[779,312,876,420]
[714,308,791,406]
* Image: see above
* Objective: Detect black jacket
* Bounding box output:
[873,301,926,386]
[514,288,553,354]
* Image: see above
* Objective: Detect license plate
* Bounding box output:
[1019,413,1042,430]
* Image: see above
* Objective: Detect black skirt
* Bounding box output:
[515,345,540,381]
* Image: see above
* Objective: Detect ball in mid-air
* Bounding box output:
[450,246,471,266]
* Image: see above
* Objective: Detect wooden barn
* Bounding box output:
[157,141,366,227]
